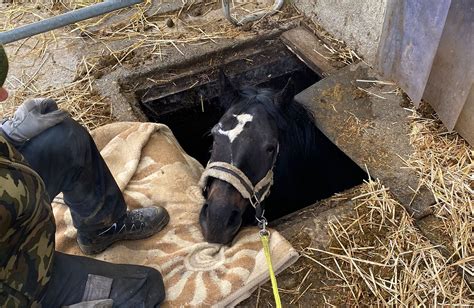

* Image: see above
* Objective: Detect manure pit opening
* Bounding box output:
[132,40,367,217]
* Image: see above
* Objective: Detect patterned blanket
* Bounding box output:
[52,122,299,307]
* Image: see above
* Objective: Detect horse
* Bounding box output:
[199,71,366,244]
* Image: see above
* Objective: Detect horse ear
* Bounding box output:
[218,69,238,109]
[274,78,295,109]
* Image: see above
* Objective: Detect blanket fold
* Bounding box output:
[53,122,299,307]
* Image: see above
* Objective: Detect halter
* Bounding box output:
[199,144,279,210]
[199,144,283,308]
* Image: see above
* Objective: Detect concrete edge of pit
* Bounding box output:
[94,23,301,123]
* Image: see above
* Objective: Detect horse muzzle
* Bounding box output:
[198,157,277,244]
[199,180,245,244]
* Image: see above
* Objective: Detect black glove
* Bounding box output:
[1,98,69,142]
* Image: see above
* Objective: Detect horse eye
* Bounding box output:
[266,145,275,154]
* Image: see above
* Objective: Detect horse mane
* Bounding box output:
[219,85,321,220]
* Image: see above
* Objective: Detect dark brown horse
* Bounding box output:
[199,72,365,244]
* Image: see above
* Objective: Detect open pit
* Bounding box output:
[123,39,368,218]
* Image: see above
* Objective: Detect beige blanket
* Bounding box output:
[52,122,299,307]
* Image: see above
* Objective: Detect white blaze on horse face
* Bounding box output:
[217,113,253,143]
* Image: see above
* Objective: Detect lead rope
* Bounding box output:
[256,210,282,308]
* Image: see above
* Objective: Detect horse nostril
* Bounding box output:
[203,203,209,214]
[228,209,241,228]
[200,203,209,220]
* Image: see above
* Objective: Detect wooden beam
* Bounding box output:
[280,27,338,77]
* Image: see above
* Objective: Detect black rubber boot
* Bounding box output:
[77,206,170,255]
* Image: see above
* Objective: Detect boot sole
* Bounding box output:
[78,211,170,255]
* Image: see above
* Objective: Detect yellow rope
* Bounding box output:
[260,232,282,308]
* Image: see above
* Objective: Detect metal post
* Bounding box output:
[0,0,144,45]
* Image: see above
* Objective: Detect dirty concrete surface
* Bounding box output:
[295,63,435,219]
[293,0,387,65]
[0,0,301,121]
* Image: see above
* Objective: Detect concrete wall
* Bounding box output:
[294,0,387,65]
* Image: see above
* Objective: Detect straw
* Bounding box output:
[405,107,473,265]
[302,178,473,306]
[0,57,113,130]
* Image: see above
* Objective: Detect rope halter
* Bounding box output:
[199,145,279,209]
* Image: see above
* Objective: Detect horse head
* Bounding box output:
[199,71,295,244]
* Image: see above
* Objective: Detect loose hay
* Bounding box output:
[406,108,473,269]
[0,58,113,130]
[302,178,473,306]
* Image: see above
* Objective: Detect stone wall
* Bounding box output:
[294,0,387,65]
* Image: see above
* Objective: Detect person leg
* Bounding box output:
[14,117,169,254]
[16,117,126,231]
[1,131,166,307]
[40,252,166,308]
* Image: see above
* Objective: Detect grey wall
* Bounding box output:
[294,0,387,65]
